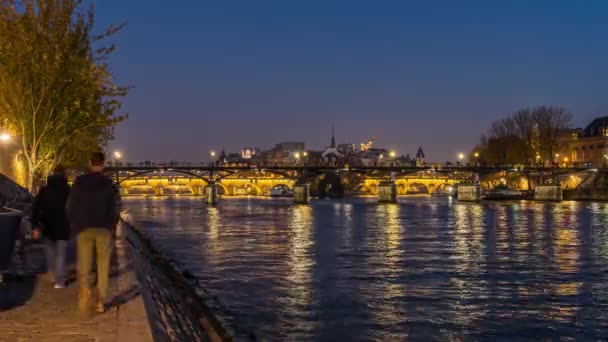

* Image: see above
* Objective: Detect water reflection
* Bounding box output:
[124,198,608,341]
[285,205,315,338]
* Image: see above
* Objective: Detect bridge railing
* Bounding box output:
[122,215,257,341]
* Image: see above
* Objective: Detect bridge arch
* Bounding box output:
[405,182,430,195]
[205,183,229,195]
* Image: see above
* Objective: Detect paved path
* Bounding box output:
[0,227,152,342]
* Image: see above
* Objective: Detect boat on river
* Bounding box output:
[483,188,525,200]
[269,185,294,198]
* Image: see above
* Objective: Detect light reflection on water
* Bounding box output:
[125,197,608,341]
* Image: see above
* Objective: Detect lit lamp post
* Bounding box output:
[379,154,384,166]
[113,150,122,167]
[458,153,464,166]
[563,157,569,167]
[555,153,559,167]
[474,152,480,166]
[294,152,300,165]
[209,151,216,166]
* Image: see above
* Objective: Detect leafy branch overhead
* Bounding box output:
[0,0,130,189]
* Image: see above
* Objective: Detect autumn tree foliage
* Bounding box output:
[0,0,129,189]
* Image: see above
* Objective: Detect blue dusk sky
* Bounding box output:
[94,0,608,162]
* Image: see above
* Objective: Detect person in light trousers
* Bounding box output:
[67,152,120,315]
[32,166,71,288]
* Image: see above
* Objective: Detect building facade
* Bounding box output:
[568,117,608,166]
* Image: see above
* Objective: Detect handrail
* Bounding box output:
[122,214,257,342]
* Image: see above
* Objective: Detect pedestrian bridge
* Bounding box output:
[116,171,455,196]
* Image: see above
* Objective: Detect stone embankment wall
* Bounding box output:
[122,217,257,342]
[564,188,608,201]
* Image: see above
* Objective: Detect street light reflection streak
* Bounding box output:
[286,205,316,335]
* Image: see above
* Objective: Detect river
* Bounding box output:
[123,197,608,341]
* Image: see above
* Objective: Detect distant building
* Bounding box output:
[415,146,425,167]
[275,142,305,156]
[322,126,343,164]
[360,137,375,152]
[337,143,355,155]
[568,116,608,165]
[241,148,258,159]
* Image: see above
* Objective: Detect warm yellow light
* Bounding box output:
[564,157,568,162]
[0,133,11,142]
[555,153,560,158]
[303,151,308,157]
[536,155,541,160]
[210,151,216,157]
[389,151,396,158]
[379,154,384,159]
[294,152,300,159]
[458,153,464,160]
[113,151,122,159]
[474,152,479,158]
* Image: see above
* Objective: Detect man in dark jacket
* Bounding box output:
[67,152,119,314]
[32,166,70,288]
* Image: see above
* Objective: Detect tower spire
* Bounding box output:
[330,124,336,148]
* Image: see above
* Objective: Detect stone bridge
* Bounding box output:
[115,171,454,197]
[119,172,295,196]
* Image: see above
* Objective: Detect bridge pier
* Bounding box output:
[206,184,218,205]
[534,185,562,201]
[193,186,203,196]
[377,182,397,203]
[154,186,164,196]
[293,184,310,204]
[457,184,480,202]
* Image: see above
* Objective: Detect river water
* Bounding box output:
[124,197,608,341]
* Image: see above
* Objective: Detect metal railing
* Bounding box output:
[122,216,257,342]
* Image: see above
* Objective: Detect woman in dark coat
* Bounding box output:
[32,166,70,288]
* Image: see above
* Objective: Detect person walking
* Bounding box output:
[67,152,119,314]
[32,166,71,288]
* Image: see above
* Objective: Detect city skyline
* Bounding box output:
[93,0,608,161]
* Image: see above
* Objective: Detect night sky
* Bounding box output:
[94,0,608,162]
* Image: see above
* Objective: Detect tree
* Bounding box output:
[0,0,129,189]
[476,106,571,165]
[532,106,571,162]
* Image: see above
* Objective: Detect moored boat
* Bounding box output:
[269,185,294,197]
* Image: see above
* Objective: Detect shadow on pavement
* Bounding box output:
[108,285,140,309]
[0,274,38,311]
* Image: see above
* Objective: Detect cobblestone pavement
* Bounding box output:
[0,228,152,342]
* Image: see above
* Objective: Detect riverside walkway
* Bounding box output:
[0,226,151,342]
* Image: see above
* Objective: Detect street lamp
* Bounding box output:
[389,151,396,158]
[209,151,216,166]
[458,153,464,160]
[474,152,479,158]
[294,152,300,165]
[0,133,11,142]
[113,151,122,160]
[303,151,308,157]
